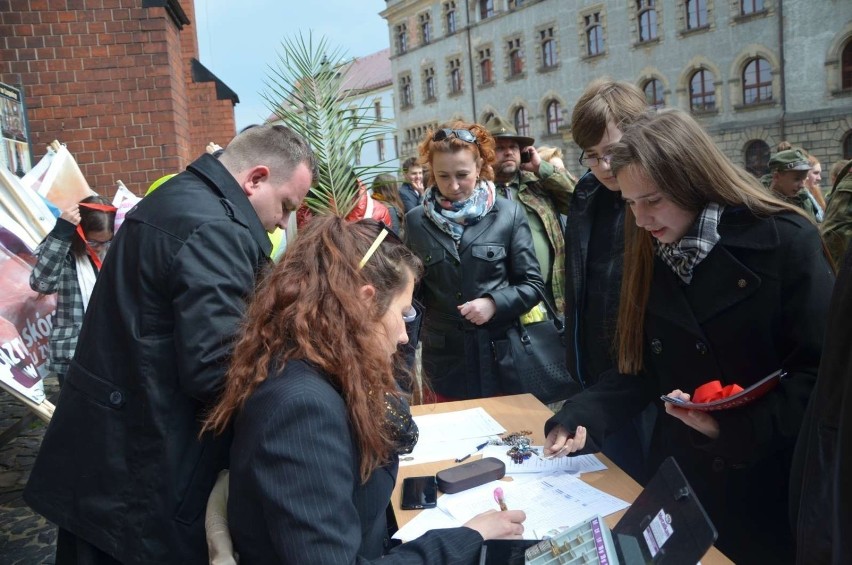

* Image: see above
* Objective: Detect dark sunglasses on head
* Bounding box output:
[432,128,477,144]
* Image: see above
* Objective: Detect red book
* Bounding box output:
[660,369,786,411]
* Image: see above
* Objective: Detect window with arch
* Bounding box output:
[514,107,530,137]
[444,1,457,34]
[689,69,716,111]
[546,100,563,135]
[482,111,495,125]
[508,38,524,76]
[843,40,852,90]
[395,24,408,55]
[585,12,604,56]
[480,0,494,19]
[741,0,764,15]
[419,12,432,45]
[450,59,462,94]
[686,0,707,29]
[479,48,493,85]
[423,67,436,101]
[643,79,665,108]
[744,139,771,177]
[540,28,556,68]
[844,132,852,159]
[743,57,772,105]
[637,0,658,42]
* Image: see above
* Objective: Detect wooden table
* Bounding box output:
[393,394,732,564]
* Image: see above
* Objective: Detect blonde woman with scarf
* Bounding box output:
[30,194,115,385]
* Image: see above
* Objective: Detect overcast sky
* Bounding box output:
[193,0,391,131]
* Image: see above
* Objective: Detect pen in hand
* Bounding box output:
[455,441,489,463]
[493,487,508,511]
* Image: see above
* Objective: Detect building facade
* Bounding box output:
[381,0,852,179]
[0,0,238,196]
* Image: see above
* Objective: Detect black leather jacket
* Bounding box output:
[404,196,544,398]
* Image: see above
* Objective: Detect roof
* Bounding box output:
[190,58,240,104]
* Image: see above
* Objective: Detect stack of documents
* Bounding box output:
[401,408,506,466]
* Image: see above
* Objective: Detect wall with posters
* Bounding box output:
[0,81,31,177]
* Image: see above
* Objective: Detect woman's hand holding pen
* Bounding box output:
[543,424,587,458]
[463,509,526,540]
[663,389,720,439]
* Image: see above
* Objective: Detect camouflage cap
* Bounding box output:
[768,149,811,172]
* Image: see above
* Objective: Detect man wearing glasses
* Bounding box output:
[485,115,574,314]
[546,79,651,482]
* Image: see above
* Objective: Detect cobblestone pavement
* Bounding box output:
[0,377,60,565]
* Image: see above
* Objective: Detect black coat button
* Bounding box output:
[109,391,123,405]
[695,341,708,354]
[487,250,494,258]
[425,255,432,262]
[455,292,463,300]
[651,338,663,354]
[712,457,725,472]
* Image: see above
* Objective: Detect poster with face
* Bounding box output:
[0,82,31,178]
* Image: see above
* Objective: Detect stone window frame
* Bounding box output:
[675,0,713,36]
[688,68,717,113]
[444,1,458,35]
[544,98,565,136]
[741,57,773,105]
[825,25,852,96]
[844,40,852,90]
[448,56,464,96]
[578,6,607,59]
[478,46,495,87]
[513,105,531,138]
[395,22,408,55]
[642,77,666,108]
[505,35,526,80]
[727,47,779,110]
[419,11,433,45]
[630,0,660,45]
[730,0,771,24]
[536,25,559,71]
[480,0,495,20]
[399,73,413,109]
[422,66,437,102]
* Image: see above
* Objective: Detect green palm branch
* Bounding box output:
[263,32,393,218]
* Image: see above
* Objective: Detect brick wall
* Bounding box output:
[0,0,236,197]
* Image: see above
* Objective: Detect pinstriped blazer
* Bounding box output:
[228,360,484,564]
[29,218,91,375]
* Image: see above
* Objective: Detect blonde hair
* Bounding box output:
[537,145,563,162]
[610,109,805,374]
[417,121,496,181]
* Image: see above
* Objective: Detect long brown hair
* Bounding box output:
[610,109,806,374]
[417,120,496,182]
[371,173,406,226]
[203,216,423,481]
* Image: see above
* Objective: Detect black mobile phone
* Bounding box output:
[400,475,438,510]
[520,149,532,163]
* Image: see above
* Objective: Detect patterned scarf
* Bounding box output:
[423,180,496,244]
[655,202,724,284]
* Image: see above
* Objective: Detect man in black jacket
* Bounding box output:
[24,125,315,564]
[552,79,651,481]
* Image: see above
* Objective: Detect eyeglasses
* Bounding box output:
[432,128,477,144]
[578,151,614,168]
[86,239,112,248]
[358,221,401,269]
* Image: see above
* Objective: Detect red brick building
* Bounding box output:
[0,0,238,196]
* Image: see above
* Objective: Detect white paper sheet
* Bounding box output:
[413,408,506,442]
[399,438,495,467]
[391,507,462,541]
[437,473,629,539]
[480,446,608,475]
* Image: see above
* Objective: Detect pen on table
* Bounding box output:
[493,487,508,511]
[455,441,489,463]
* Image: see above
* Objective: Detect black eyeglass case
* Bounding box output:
[436,457,506,494]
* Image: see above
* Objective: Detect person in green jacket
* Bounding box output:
[760,148,820,222]
[822,160,852,265]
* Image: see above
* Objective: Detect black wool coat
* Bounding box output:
[24,154,272,564]
[548,208,834,564]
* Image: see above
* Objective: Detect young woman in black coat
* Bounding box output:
[544,110,834,563]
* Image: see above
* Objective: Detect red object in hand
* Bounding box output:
[692,380,745,404]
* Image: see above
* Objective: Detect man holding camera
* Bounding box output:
[486,115,574,313]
